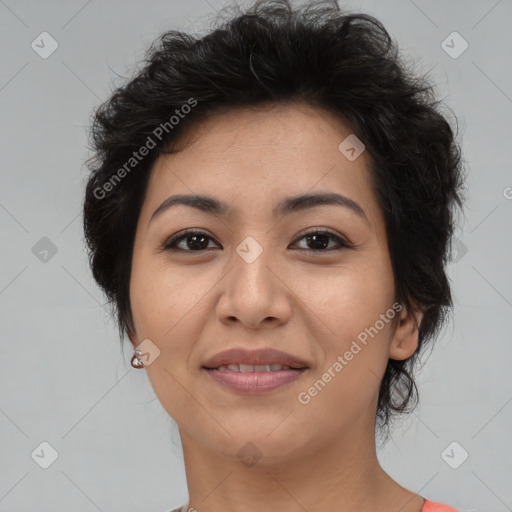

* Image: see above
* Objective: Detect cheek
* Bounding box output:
[297,304,397,429]
[129,257,206,419]
[296,253,395,330]
[129,251,203,338]
[129,252,210,376]
[297,256,396,388]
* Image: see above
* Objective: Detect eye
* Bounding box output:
[160,229,220,252]
[159,228,352,253]
[290,228,353,252]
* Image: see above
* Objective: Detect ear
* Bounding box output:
[389,303,424,361]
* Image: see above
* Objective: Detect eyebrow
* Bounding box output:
[149,192,369,225]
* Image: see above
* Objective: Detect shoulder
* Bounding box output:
[422,498,461,512]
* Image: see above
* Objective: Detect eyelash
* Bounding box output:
[159,228,353,254]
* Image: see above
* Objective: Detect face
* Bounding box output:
[129,102,419,464]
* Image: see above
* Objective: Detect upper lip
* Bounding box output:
[202,348,309,369]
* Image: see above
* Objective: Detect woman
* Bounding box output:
[83,1,466,510]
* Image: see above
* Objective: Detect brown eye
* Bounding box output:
[161,228,352,254]
[291,229,352,252]
[162,230,220,252]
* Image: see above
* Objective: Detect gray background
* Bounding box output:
[1,0,511,511]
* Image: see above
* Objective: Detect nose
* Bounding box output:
[216,241,293,330]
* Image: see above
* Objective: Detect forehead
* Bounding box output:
[142,102,379,225]
[162,102,364,167]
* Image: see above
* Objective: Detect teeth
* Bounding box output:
[215,363,294,372]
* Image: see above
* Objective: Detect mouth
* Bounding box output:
[202,347,309,369]
[208,363,304,372]
[203,366,308,394]
[202,348,309,394]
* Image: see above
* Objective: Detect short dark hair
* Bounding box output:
[83,0,466,432]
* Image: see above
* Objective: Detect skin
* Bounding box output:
[129,102,424,512]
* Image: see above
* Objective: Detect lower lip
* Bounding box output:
[204,368,307,394]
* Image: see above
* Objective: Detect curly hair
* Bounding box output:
[83,0,466,432]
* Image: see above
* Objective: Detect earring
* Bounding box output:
[130,349,144,369]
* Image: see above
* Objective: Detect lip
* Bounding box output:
[204,367,307,394]
[202,348,309,369]
[202,348,309,395]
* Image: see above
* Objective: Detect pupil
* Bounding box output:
[307,234,329,250]
[188,235,208,250]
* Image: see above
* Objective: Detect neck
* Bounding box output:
[177,412,424,512]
